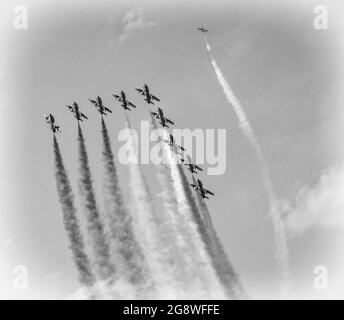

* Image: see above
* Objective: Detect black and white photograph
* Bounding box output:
[0,0,343,303]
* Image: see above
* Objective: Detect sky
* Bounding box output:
[0,0,344,299]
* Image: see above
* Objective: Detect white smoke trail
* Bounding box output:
[163,139,227,299]
[205,37,290,288]
[124,117,181,299]
[100,118,154,299]
[149,114,197,294]
[150,115,216,298]
[191,174,246,299]
[178,164,242,299]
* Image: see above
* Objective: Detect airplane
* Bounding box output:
[112,90,136,111]
[151,107,174,128]
[89,96,112,115]
[182,155,203,174]
[44,113,61,133]
[164,134,185,154]
[66,102,88,121]
[198,27,208,33]
[190,179,214,199]
[135,84,160,105]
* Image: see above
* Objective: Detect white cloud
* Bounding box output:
[284,165,344,235]
[119,7,156,42]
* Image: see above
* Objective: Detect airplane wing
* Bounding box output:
[160,118,166,127]
[186,164,193,171]
[166,118,174,125]
[190,183,197,189]
[113,94,122,101]
[89,99,97,106]
[151,95,160,102]
[195,165,203,171]
[204,189,214,196]
[45,115,53,124]
[66,105,74,111]
[104,107,112,113]
[81,113,88,120]
[128,102,136,108]
[151,111,158,117]
[136,88,145,95]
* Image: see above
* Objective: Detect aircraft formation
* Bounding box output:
[45,27,213,200]
[44,83,214,200]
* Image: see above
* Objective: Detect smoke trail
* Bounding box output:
[204,37,290,286]
[53,135,96,298]
[149,114,203,294]
[100,117,155,298]
[77,124,115,282]
[164,143,227,299]
[178,164,241,299]
[149,114,222,298]
[191,174,246,299]
[124,117,181,299]
[191,176,214,232]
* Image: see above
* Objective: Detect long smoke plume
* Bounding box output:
[124,116,181,299]
[191,174,246,299]
[164,140,227,299]
[100,117,154,298]
[178,164,242,299]
[53,135,96,295]
[151,111,241,298]
[77,124,115,282]
[149,114,208,296]
[204,37,290,287]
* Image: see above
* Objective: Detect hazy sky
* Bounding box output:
[1,0,344,299]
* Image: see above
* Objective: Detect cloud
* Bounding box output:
[119,7,156,42]
[284,165,344,235]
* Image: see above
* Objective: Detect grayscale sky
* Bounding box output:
[0,0,344,299]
